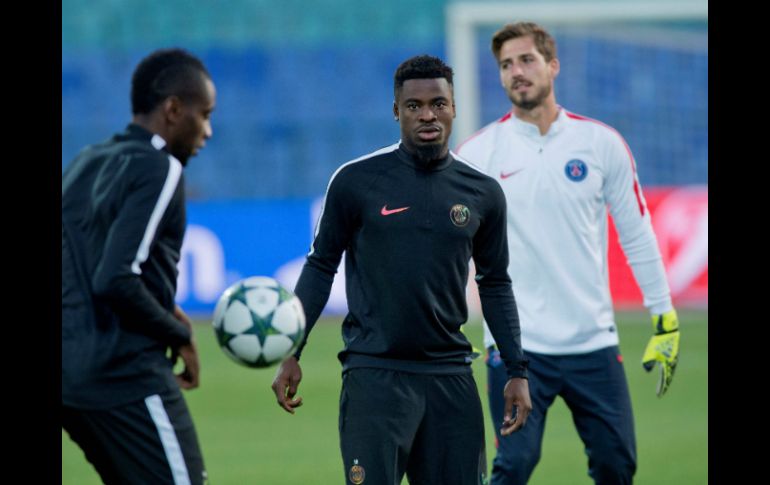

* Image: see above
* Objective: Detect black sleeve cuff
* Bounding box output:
[506,359,529,380]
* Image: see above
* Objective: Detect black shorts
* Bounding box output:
[62,389,206,485]
[339,367,486,485]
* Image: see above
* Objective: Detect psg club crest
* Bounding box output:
[450,204,470,227]
[349,459,365,484]
[564,159,588,182]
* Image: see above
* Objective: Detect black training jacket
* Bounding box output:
[62,124,191,409]
[294,142,528,379]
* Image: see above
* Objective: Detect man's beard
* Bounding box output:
[509,82,551,111]
[413,142,447,166]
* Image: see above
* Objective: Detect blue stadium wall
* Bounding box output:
[62,0,708,314]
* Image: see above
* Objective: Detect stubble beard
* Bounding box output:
[509,82,552,111]
[413,142,447,166]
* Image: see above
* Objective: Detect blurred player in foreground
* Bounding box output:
[455,22,680,485]
[62,48,216,484]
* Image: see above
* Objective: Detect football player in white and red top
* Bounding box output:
[455,22,680,485]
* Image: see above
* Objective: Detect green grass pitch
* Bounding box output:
[62,310,707,484]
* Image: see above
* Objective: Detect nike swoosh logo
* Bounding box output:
[381,205,410,216]
[500,168,526,179]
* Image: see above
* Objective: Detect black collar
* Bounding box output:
[118,123,157,142]
[395,143,453,171]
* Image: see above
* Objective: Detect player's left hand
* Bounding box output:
[501,377,531,436]
[175,340,200,390]
[172,305,200,390]
[272,356,304,414]
[170,305,193,363]
[642,309,680,397]
[174,305,193,331]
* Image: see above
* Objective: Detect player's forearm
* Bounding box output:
[628,257,673,314]
[92,274,191,347]
[610,205,673,314]
[478,287,528,379]
[292,260,336,359]
[618,228,673,314]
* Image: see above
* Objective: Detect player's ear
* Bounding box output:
[550,58,560,79]
[393,101,399,122]
[162,95,184,124]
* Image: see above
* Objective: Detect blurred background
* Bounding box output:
[62,2,708,483]
[62,0,708,317]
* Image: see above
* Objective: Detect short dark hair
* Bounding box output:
[394,55,454,99]
[130,48,211,114]
[491,22,557,63]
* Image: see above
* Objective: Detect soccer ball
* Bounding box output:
[212,276,305,368]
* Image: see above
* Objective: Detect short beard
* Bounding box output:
[413,143,447,166]
[511,97,542,111]
[509,83,551,111]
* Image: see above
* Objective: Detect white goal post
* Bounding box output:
[445,1,709,144]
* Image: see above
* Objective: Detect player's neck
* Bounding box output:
[132,113,172,143]
[512,98,559,136]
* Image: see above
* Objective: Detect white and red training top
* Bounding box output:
[455,107,673,355]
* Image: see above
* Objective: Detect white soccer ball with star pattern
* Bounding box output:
[212,276,305,368]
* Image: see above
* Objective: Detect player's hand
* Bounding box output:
[272,356,303,414]
[642,309,680,397]
[172,305,200,390]
[170,305,193,363]
[174,305,193,331]
[501,377,531,436]
[175,340,201,390]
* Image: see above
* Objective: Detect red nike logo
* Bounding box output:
[381,205,410,216]
[500,168,524,179]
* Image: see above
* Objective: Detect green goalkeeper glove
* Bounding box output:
[642,309,680,397]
